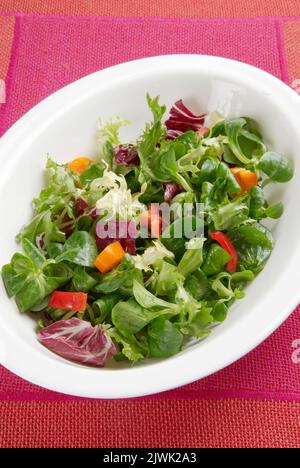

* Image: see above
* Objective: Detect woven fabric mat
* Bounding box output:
[1,399,300,448]
[0,0,300,18]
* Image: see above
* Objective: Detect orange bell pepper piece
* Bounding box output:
[94,241,125,274]
[67,157,92,175]
[230,167,258,192]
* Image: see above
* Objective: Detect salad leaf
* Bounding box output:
[2,239,72,312]
[79,163,104,186]
[264,202,284,219]
[107,327,145,362]
[223,118,265,165]
[249,187,283,220]
[98,116,130,148]
[227,223,273,273]
[114,144,140,168]
[133,280,179,310]
[149,146,192,192]
[139,182,164,204]
[94,256,143,294]
[212,302,228,322]
[185,269,210,300]
[71,266,97,292]
[92,168,146,221]
[198,157,219,185]
[202,244,232,276]
[148,317,183,358]
[56,231,98,267]
[46,242,64,259]
[150,260,184,296]
[112,299,150,335]
[216,162,241,194]
[175,285,213,337]
[249,186,265,217]
[33,158,77,215]
[165,99,206,133]
[163,183,183,203]
[178,237,205,277]
[93,293,120,324]
[133,240,174,272]
[176,130,200,148]
[211,272,245,300]
[112,298,177,336]
[161,215,204,261]
[2,264,29,297]
[257,152,294,183]
[18,210,65,247]
[138,94,166,170]
[38,318,116,366]
[211,196,249,231]
[178,307,212,338]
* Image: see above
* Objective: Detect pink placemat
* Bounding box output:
[1,14,300,401]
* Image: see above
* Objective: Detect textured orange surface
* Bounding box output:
[283,21,300,84]
[0,15,15,80]
[0,0,300,18]
[0,400,299,448]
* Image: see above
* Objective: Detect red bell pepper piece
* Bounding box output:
[140,206,162,238]
[210,231,238,272]
[49,291,88,312]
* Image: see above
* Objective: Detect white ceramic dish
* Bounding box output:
[0,55,299,399]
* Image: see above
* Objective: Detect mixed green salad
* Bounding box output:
[1,95,294,366]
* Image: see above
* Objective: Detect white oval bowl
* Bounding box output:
[0,55,299,399]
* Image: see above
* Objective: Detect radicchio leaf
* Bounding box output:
[73,198,89,217]
[114,144,140,167]
[165,100,206,134]
[163,183,183,203]
[165,129,184,140]
[95,220,137,255]
[38,318,116,366]
[60,213,74,238]
[89,207,98,219]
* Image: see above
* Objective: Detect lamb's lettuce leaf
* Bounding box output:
[112,297,178,337]
[257,152,294,183]
[2,239,72,312]
[227,223,273,273]
[202,244,232,276]
[56,231,98,267]
[148,317,183,358]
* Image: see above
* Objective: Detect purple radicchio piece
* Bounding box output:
[38,318,116,367]
[163,183,183,203]
[165,100,206,136]
[73,197,89,217]
[114,144,140,167]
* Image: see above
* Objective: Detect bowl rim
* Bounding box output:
[0,54,300,399]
